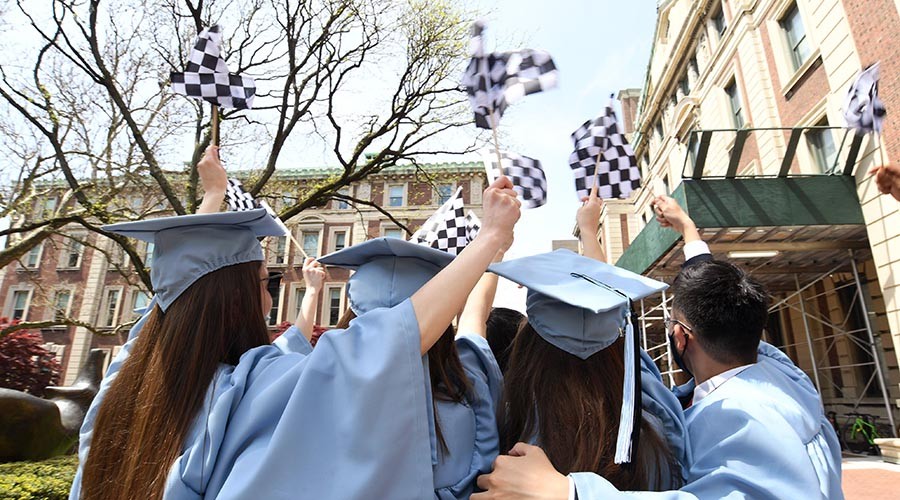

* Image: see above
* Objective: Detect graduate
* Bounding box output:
[473,196,843,500]
[315,235,509,500]
[69,171,521,500]
[474,250,688,499]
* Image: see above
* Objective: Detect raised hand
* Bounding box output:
[301,257,326,291]
[576,184,603,238]
[197,146,227,214]
[480,175,522,246]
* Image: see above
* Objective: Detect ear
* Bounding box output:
[672,326,688,351]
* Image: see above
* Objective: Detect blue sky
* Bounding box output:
[470,0,659,308]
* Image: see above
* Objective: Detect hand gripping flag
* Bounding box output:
[461,21,558,129]
[843,63,886,134]
[171,25,256,110]
[409,187,480,255]
[484,149,548,208]
[569,98,640,200]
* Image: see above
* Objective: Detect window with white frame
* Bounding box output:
[383,227,403,239]
[131,289,151,320]
[437,183,454,204]
[331,230,347,253]
[268,285,284,327]
[807,119,837,173]
[323,285,344,327]
[9,289,32,321]
[711,3,726,37]
[144,242,155,268]
[388,184,404,207]
[23,243,43,269]
[301,231,320,258]
[336,188,351,209]
[58,236,85,269]
[101,288,122,328]
[780,4,812,72]
[52,289,72,321]
[725,80,745,129]
[292,285,307,322]
[268,236,289,265]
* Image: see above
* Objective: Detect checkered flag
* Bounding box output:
[465,211,481,242]
[409,187,471,255]
[462,21,558,129]
[843,63,886,134]
[484,149,548,208]
[171,25,256,110]
[569,98,640,200]
[224,178,290,237]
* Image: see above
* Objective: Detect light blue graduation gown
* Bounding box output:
[69,298,434,500]
[428,333,502,499]
[570,342,843,499]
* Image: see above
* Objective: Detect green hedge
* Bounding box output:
[0,454,78,500]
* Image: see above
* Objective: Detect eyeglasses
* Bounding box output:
[664,318,693,333]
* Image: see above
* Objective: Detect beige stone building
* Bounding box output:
[600,0,900,434]
[1,162,486,384]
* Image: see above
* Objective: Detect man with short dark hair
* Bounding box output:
[473,196,843,500]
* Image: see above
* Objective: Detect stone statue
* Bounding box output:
[0,349,106,462]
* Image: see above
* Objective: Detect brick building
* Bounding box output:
[596,0,900,431]
[0,162,487,383]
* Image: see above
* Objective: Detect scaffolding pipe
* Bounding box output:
[795,274,823,398]
[640,299,649,351]
[848,250,897,438]
[661,289,676,386]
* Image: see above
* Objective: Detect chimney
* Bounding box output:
[617,88,642,136]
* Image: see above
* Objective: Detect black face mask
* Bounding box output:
[668,333,694,380]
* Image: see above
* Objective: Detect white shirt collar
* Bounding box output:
[692,364,754,406]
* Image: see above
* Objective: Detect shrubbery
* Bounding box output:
[0,454,77,500]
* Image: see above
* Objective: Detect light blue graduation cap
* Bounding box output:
[318,237,455,315]
[488,249,668,464]
[103,209,285,312]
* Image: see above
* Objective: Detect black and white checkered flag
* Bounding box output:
[465,211,481,242]
[569,98,640,200]
[171,25,256,110]
[462,21,558,129]
[409,187,475,255]
[484,149,548,208]
[843,63,886,134]
[224,178,290,237]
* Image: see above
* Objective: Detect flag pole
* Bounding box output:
[489,108,504,170]
[288,231,310,260]
[211,105,220,146]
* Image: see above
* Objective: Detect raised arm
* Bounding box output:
[651,195,709,265]
[577,184,606,262]
[295,257,325,341]
[457,235,512,338]
[196,146,227,214]
[412,176,520,354]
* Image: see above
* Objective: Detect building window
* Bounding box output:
[780,4,812,72]
[59,237,84,269]
[23,243,42,269]
[437,184,454,204]
[102,289,121,327]
[269,236,288,265]
[131,290,150,320]
[711,4,726,37]
[655,121,664,143]
[678,76,690,97]
[268,285,283,327]
[333,231,347,252]
[383,227,403,239]
[293,286,306,321]
[53,290,72,321]
[10,290,31,321]
[336,188,350,209]
[807,120,837,173]
[37,197,58,220]
[326,286,343,326]
[144,242,155,268]
[302,231,320,258]
[725,80,745,129]
[388,185,404,207]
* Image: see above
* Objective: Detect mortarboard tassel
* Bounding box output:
[615,313,636,464]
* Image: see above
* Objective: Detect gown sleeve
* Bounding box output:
[168,298,435,500]
[271,324,313,355]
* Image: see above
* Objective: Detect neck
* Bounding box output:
[692,356,753,386]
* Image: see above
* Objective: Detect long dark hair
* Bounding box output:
[336,309,469,453]
[81,262,271,500]
[499,322,678,491]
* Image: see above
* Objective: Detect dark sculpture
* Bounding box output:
[0,349,106,462]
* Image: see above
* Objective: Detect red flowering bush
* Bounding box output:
[0,318,62,397]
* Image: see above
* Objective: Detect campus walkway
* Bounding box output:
[842,455,900,498]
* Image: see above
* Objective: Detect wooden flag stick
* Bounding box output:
[489,108,504,170]
[876,132,887,168]
[211,105,220,146]
[287,231,310,260]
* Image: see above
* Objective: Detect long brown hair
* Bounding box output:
[81,262,271,500]
[499,322,678,491]
[336,309,469,453]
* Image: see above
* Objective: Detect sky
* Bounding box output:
[466,0,659,309]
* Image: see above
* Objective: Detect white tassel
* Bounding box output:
[614,315,635,464]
